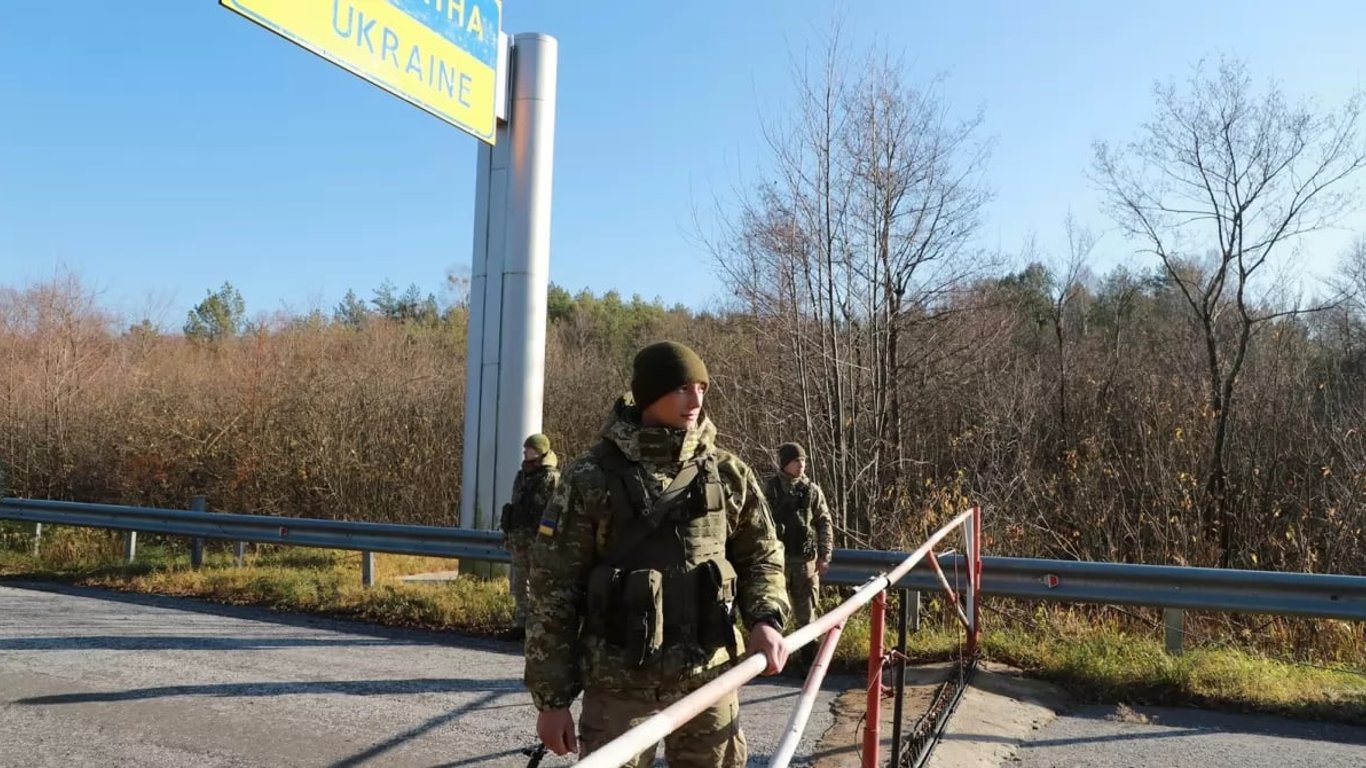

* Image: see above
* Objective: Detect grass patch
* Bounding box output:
[104,562,513,634]
[4,534,1366,724]
[828,604,962,671]
[0,531,507,634]
[984,608,1366,724]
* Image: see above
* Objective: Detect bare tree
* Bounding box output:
[702,38,991,542]
[1093,57,1366,565]
[1342,236,1366,314]
[1043,216,1095,448]
[845,56,992,516]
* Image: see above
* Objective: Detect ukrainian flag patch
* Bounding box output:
[537,497,563,537]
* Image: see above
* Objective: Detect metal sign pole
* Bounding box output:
[459,56,512,532]
[493,32,557,531]
[460,33,557,557]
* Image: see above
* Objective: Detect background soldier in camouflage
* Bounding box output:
[525,341,790,768]
[763,442,833,662]
[500,433,560,639]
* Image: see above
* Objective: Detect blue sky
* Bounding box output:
[4,1,1365,327]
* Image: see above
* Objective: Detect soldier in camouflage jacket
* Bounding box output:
[762,442,833,665]
[500,433,560,636]
[525,341,790,768]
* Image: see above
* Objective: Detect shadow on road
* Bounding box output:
[0,578,523,657]
[331,690,515,768]
[1024,705,1366,749]
[0,635,403,651]
[16,677,526,705]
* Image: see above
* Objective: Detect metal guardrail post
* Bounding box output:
[31,522,42,557]
[124,531,137,564]
[361,551,376,587]
[234,541,246,567]
[1164,608,1185,655]
[189,496,206,568]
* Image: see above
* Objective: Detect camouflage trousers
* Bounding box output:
[579,681,746,768]
[785,558,821,631]
[505,530,534,628]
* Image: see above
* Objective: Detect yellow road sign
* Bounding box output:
[222,0,502,143]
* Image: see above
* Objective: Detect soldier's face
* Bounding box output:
[523,447,539,461]
[641,381,707,429]
[784,457,806,478]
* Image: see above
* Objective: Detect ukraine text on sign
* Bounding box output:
[221,0,502,143]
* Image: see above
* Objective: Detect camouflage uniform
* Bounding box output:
[762,473,833,633]
[501,451,560,629]
[526,395,790,768]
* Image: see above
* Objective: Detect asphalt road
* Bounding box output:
[1015,703,1366,768]
[11,581,1364,768]
[0,582,852,768]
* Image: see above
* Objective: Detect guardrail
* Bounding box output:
[0,497,508,567]
[829,551,1366,623]
[5,497,1366,626]
[6,496,1366,764]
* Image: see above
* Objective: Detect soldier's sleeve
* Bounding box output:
[524,463,598,711]
[813,484,834,562]
[724,460,790,630]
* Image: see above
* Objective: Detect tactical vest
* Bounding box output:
[584,439,739,667]
[501,465,549,533]
[772,478,816,560]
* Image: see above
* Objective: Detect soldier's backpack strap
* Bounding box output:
[589,440,644,519]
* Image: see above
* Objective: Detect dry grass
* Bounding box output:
[0,535,510,634]
[984,603,1366,724]
[5,271,1366,724]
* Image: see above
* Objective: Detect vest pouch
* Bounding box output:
[586,564,623,641]
[697,558,738,651]
[782,523,812,561]
[622,569,664,666]
[702,479,725,514]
